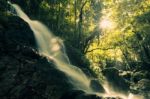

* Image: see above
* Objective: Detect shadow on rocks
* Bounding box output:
[60,90,102,99]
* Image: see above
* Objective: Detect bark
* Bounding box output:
[77,0,88,48]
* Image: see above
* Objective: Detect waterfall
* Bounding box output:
[10,3,92,92]
[9,2,144,99]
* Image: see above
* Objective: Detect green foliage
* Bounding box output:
[4,0,149,77]
[87,0,150,71]
[5,0,102,73]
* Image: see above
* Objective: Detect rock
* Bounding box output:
[65,44,90,69]
[0,15,73,99]
[60,90,85,99]
[60,90,103,99]
[0,15,36,49]
[0,47,73,99]
[102,67,130,95]
[82,68,92,77]
[21,46,39,59]
[119,71,132,81]
[130,79,150,99]
[90,79,105,93]
[103,97,123,99]
[76,93,101,99]
[132,71,149,83]
[60,90,123,99]
[137,79,150,91]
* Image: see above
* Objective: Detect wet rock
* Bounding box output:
[21,46,39,59]
[119,70,132,81]
[0,48,73,99]
[131,79,150,99]
[82,68,92,77]
[76,93,101,99]
[102,67,130,95]
[0,15,73,99]
[103,97,122,99]
[60,90,123,99]
[60,90,85,99]
[137,79,150,91]
[132,71,149,83]
[0,15,36,48]
[90,79,105,93]
[60,90,103,99]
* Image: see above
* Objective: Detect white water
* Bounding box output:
[9,3,144,99]
[102,81,144,99]
[10,3,92,92]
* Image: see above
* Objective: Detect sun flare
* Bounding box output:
[99,18,114,30]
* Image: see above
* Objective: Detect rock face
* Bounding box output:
[60,90,123,99]
[90,79,105,93]
[0,15,127,99]
[130,79,150,99]
[60,90,100,99]
[0,15,73,99]
[132,71,149,83]
[102,67,130,95]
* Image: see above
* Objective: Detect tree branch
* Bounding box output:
[86,44,141,53]
[86,47,117,53]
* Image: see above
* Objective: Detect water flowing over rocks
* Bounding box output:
[90,79,105,93]
[1,1,150,99]
[0,15,73,99]
[102,67,130,95]
[60,90,123,99]
[130,79,150,99]
[0,14,121,99]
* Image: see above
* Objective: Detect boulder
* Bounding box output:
[132,71,149,83]
[0,15,73,99]
[60,90,123,99]
[90,79,105,93]
[130,79,150,99]
[119,70,132,81]
[102,67,130,95]
[60,90,85,99]
[76,93,101,99]
[136,79,150,91]
[60,90,102,99]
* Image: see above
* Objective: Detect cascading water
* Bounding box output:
[10,3,92,92]
[9,2,144,99]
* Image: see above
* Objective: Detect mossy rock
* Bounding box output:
[0,15,73,99]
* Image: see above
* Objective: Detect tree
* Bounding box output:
[86,0,150,70]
